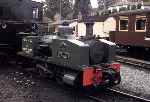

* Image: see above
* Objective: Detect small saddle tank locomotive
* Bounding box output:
[18,26,121,88]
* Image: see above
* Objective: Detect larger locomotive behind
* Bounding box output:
[18,26,121,88]
[0,0,42,52]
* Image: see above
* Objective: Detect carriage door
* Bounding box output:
[145,15,150,41]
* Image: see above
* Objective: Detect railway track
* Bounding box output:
[1,55,150,102]
[87,95,106,102]
[0,52,149,102]
[87,88,150,102]
[116,56,150,69]
[107,88,150,102]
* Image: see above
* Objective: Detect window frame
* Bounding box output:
[135,15,147,32]
[119,16,129,31]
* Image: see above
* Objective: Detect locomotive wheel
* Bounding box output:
[104,69,121,86]
[113,74,121,85]
[55,69,64,86]
[2,23,7,29]
[0,55,7,65]
[55,77,64,86]
[38,67,47,78]
[36,63,48,78]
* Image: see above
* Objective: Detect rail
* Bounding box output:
[87,88,150,102]
[107,88,150,102]
[116,55,150,69]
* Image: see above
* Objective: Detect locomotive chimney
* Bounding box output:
[84,16,94,37]
[85,22,94,37]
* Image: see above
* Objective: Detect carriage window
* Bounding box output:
[119,19,128,31]
[135,17,146,31]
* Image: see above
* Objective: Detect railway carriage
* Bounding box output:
[109,9,150,59]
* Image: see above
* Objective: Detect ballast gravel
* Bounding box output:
[113,64,150,99]
[0,64,150,102]
[0,66,91,102]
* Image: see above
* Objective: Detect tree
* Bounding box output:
[73,0,92,19]
[45,0,73,20]
[97,0,114,10]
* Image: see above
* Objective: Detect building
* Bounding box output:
[69,15,116,39]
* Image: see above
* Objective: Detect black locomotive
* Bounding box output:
[0,0,42,52]
[18,26,121,88]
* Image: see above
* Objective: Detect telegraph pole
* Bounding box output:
[103,0,106,10]
[60,0,61,20]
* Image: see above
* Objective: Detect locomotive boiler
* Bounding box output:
[18,26,121,88]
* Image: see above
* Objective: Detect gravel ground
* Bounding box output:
[0,64,150,102]
[113,64,150,99]
[0,66,94,102]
